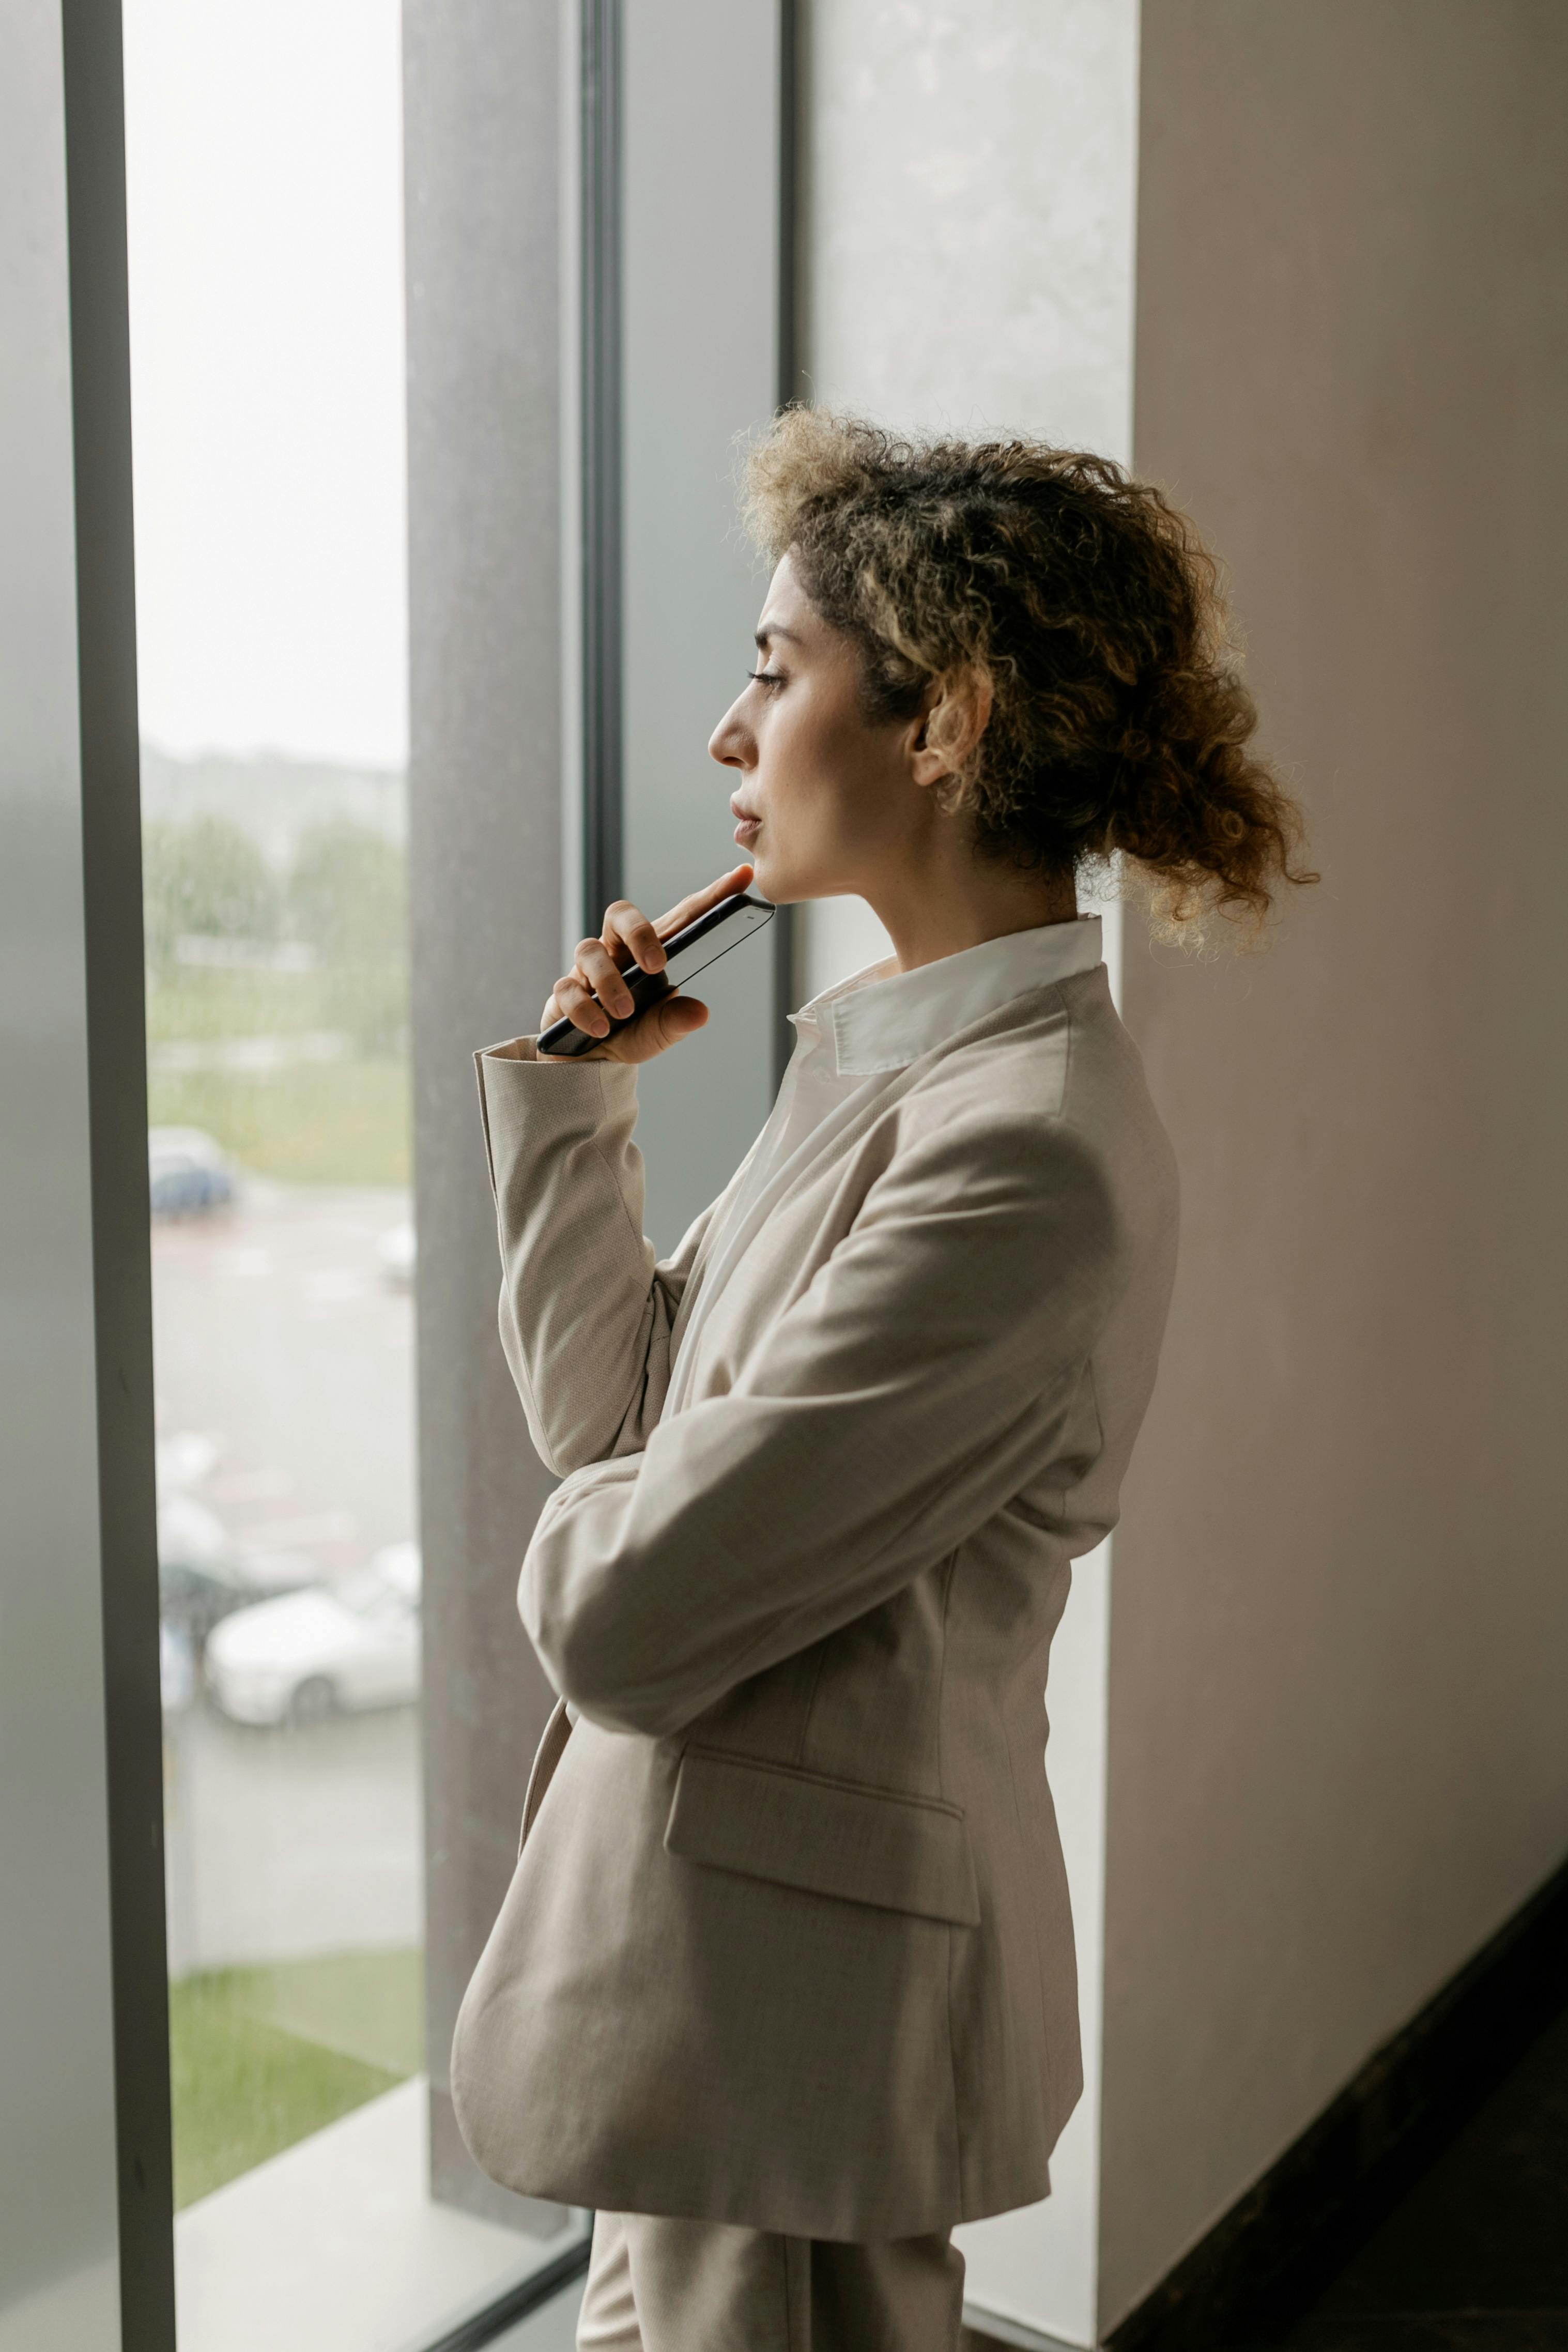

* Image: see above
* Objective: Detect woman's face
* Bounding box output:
[708,554,923,906]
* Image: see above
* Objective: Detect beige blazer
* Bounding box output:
[452,963,1178,2239]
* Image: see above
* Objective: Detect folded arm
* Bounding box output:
[520,1113,1121,1736]
[475,1039,740,1474]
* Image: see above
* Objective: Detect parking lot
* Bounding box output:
[152,1181,423,1976]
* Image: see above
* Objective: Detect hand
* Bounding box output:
[540,864,754,1063]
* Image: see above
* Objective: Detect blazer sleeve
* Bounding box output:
[474,1038,742,1475]
[518,1108,1123,1738]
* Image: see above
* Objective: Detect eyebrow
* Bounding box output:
[754,624,803,648]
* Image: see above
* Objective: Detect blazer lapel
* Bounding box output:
[663,978,1079,1418]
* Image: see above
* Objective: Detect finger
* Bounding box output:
[601,993,709,1065]
[656,863,753,936]
[653,863,755,942]
[601,900,667,975]
[542,970,582,1028]
[574,937,637,1021]
[552,970,612,1038]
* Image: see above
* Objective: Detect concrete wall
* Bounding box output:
[403,0,568,2230]
[619,0,784,1254]
[1105,1,1568,2325]
[798,7,1139,2339]
[797,0,1139,1019]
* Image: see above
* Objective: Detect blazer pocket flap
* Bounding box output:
[665,1749,980,1927]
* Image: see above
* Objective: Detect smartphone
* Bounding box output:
[537,891,776,1057]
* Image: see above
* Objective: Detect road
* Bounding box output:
[151,1181,417,1572]
[153,1182,422,1976]
[163,1701,421,1976]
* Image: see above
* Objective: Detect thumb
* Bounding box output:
[651,992,709,1044]
[610,991,709,1065]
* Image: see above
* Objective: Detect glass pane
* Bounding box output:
[123,3,582,2341]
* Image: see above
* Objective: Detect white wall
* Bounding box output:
[800,6,1140,2340]
[1104,0,1568,2328]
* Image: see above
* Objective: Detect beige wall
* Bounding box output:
[1104,1,1568,2325]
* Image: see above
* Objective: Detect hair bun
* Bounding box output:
[743,407,1316,940]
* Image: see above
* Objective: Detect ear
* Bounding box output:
[909,666,994,790]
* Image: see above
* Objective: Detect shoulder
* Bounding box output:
[865,1074,1118,1270]
[891,977,1131,1160]
[868,976,1172,1250]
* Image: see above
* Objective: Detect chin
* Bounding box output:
[748,847,817,908]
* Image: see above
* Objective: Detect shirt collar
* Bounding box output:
[793,915,1104,1078]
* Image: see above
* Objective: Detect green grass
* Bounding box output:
[144,948,411,1184]
[147,966,334,1042]
[169,1948,423,2208]
[145,960,406,1050]
[148,1059,411,1187]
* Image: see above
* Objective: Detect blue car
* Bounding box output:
[148,1126,235,1217]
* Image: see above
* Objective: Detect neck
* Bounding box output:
[864,844,1079,974]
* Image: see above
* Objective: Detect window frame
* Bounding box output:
[60,0,800,2341]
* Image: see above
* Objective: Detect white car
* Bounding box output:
[377,1220,416,1287]
[204,1542,421,1727]
[160,1621,196,1714]
[158,1493,314,1654]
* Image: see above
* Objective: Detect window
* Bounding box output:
[2,3,790,2343]
[125,3,583,2342]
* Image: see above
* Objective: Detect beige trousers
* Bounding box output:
[577,2210,966,2352]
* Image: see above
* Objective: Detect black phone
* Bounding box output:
[537,891,776,1057]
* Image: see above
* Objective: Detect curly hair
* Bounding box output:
[744,408,1315,936]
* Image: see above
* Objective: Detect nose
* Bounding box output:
[708,693,754,771]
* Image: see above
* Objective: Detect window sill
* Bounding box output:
[174,2077,586,2352]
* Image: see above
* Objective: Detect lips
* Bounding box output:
[731,799,761,846]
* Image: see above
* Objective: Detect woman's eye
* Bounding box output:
[747,668,785,690]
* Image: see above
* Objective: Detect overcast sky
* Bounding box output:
[123,0,407,767]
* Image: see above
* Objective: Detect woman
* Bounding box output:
[453,413,1312,2351]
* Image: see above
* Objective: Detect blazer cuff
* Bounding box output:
[472,1038,639,1197]
[479,1032,556,1064]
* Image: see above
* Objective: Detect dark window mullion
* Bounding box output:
[580,0,623,935]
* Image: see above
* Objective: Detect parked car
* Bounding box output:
[160,1621,196,1713]
[157,1494,314,1651]
[149,1126,235,1217]
[377,1220,416,1288]
[204,1542,421,1727]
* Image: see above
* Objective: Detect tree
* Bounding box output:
[143,817,281,965]
[287,821,409,1052]
[287,821,406,964]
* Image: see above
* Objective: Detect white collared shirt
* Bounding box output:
[809,913,1104,1080]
